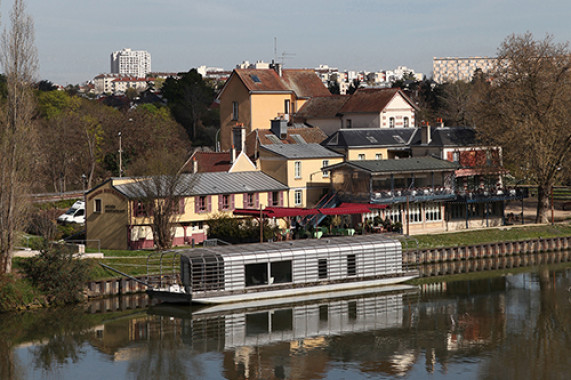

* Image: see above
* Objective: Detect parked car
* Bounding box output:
[57,200,85,224]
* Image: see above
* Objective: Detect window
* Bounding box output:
[322,160,330,178]
[271,260,292,284]
[232,101,239,121]
[375,153,383,160]
[284,99,290,115]
[195,196,211,214]
[269,191,282,207]
[389,117,395,128]
[347,254,356,276]
[244,193,258,209]
[294,190,302,206]
[452,151,460,162]
[408,204,421,223]
[425,202,442,222]
[358,154,365,160]
[403,117,409,128]
[318,259,327,279]
[94,199,102,213]
[245,263,268,287]
[219,194,234,211]
[294,161,301,179]
[346,119,352,128]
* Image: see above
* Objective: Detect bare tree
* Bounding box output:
[0,0,38,273]
[128,148,191,251]
[474,33,571,223]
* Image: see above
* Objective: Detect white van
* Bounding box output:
[57,200,85,224]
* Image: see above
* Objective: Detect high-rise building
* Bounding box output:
[110,48,151,78]
[433,57,496,84]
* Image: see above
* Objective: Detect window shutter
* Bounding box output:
[268,191,273,206]
[218,195,223,211]
[243,193,247,208]
[255,193,259,209]
[194,196,199,214]
[230,194,235,210]
[179,198,185,214]
[279,191,284,206]
[207,195,212,212]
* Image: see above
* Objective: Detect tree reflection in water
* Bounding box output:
[481,267,571,380]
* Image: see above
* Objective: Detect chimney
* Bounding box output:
[421,122,431,145]
[231,145,236,163]
[192,157,198,173]
[271,61,282,77]
[437,117,445,128]
[271,118,288,139]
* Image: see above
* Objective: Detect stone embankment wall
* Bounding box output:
[85,236,571,298]
[403,236,571,265]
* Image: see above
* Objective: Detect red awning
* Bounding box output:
[233,209,270,217]
[264,207,318,217]
[319,204,371,215]
[338,202,387,210]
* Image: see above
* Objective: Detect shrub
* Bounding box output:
[21,243,92,306]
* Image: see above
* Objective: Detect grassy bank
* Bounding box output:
[90,223,571,281]
[401,223,571,250]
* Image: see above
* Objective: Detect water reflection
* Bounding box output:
[2,259,571,379]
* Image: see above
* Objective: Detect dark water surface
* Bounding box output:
[2,260,570,379]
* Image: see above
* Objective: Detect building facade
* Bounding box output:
[433,57,496,84]
[111,48,151,78]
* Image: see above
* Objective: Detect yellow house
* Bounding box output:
[258,143,344,208]
[85,171,288,250]
[217,66,331,151]
[321,128,417,160]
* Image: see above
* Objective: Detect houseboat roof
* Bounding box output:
[324,156,460,174]
[113,171,288,198]
[178,234,401,261]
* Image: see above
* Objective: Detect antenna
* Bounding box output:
[273,37,295,66]
[279,51,296,65]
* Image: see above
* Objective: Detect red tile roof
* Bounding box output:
[295,95,350,119]
[232,68,331,98]
[181,152,232,173]
[339,88,418,113]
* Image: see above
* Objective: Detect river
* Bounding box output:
[1,258,570,379]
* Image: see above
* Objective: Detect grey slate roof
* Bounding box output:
[260,143,343,159]
[321,128,417,148]
[411,126,478,146]
[326,156,460,174]
[113,171,288,198]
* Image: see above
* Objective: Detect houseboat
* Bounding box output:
[146,235,418,305]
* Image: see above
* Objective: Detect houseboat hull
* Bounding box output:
[146,235,418,306]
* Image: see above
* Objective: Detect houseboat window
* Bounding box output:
[94,199,102,213]
[347,254,356,276]
[348,301,357,321]
[271,260,292,284]
[319,305,329,323]
[245,263,268,287]
[318,259,328,279]
[246,312,269,335]
[271,309,293,332]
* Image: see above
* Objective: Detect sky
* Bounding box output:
[0,0,570,85]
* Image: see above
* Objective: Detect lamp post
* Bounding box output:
[118,131,123,178]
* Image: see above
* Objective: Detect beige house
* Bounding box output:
[295,88,418,136]
[85,171,288,250]
[217,66,330,151]
[258,143,344,208]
